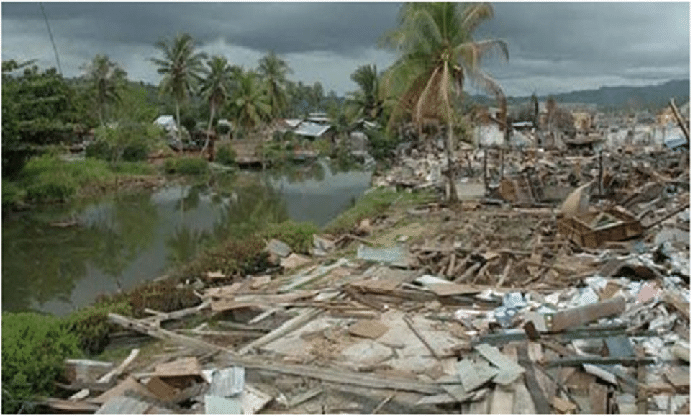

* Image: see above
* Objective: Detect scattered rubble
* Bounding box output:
[42,141,689,414]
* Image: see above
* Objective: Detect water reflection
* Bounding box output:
[2,161,372,315]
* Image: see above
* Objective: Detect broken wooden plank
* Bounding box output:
[544,355,655,368]
[403,315,440,360]
[109,314,443,395]
[490,385,515,414]
[70,348,140,400]
[552,396,577,413]
[589,382,608,414]
[475,343,525,385]
[238,308,321,355]
[518,345,551,414]
[547,296,626,332]
[512,379,537,414]
[458,358,498,392]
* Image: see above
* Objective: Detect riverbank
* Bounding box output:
[5,143,689,414]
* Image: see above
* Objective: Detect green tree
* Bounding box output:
[310,81,324,111]
[228,69,271,130]
[2,63,76,176]
[257,51,292,118]
[82,55,127,126]
[113,82,160,124]
[381,2,508,201]
[151,33,207,141]
[200,55,234,154]
[347,64,384,121]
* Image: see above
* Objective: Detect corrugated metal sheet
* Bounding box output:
[204,395,242,414]
[295,122,331,138]
[207,366,245,397]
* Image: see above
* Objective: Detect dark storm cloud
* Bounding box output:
[1,2,689,96]
[2,2,401,55]
[475,2,689,93]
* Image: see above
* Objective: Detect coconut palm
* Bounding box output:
[82,55,126,126]
[229,69,271,130]
[381,2,508,201]
[257,51,292,119]
[150,33,207,141]
[200,55,234,155]
[347,64,384,121]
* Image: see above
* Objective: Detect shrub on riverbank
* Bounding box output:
[2,312,81,413]
[215,144,237,166]
[64,300,132,355]
[2,178,26,211]
[324,187,436,235]
[263,220,319,254]
[164,156,209,175]
[175,236,269,280]
[20,155,114,202]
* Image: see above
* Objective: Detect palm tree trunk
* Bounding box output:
[202,104,214,157]
[446,121,459,202]
[175,100,182,144]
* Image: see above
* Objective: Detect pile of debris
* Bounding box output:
[40,146,688,414]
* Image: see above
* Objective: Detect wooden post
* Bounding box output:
[669,98,689,144]
[598,150,603,196]
[483,148,488,194]
[500,147,505,179]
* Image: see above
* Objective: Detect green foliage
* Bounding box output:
[164,156,209,175]
[228,69,272,129]
[366,129,399,161]
[175,236,269,280]
[93,123,163,163]
[215,143,237,166]
[82,55,127,126]
[111,161,156,175]
[262,220,319,254]
[2,312,81,413]
[64,301,132,355]
[324,187,435,235]
[20,155,115,202]
[2,179,25,210]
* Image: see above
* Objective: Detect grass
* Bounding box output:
[323,187,436,235]
[4,153,162,206]
[163,156,209,175]
[261,220,319,254]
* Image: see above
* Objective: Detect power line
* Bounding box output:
[39,2,62,75]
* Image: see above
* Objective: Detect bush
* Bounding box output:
[63,301,132,355]
[367,129,399,161]
[85,140,112,160]
[20,155,114,202]
[2,312,81,413]
[2,179,25,210]
[176,236,269,280]
[262,220,319,254]
[164,156,209,175]
[25,172,77,202]
[215,144,236,166]
[111,161,155,175]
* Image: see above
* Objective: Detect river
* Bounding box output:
[2,160,372,316]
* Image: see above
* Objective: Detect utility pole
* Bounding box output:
[39,3,62,75]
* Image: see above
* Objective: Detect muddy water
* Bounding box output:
[2,160,372,316]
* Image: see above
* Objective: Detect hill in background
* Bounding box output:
[470,79,689,112]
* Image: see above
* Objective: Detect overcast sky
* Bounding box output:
[1,2,689,97]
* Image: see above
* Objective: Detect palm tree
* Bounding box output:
[347,64,384,121]
[200,55,233,155]
[257,51,292,119]
[381,2,508,201]
[150,33,207,141]
[228,69,271,130]
[82,55,126,126]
